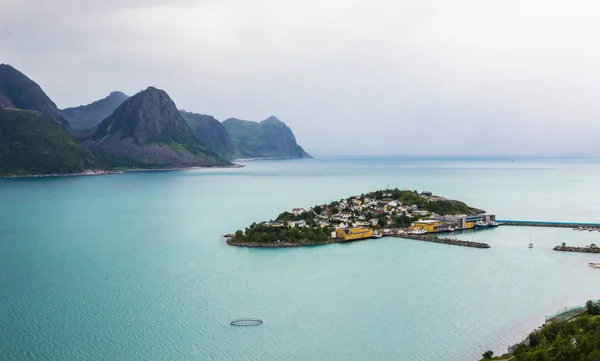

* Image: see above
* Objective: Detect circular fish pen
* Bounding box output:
[230,318,263,326]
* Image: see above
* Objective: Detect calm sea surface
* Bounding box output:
[1,157,599,361]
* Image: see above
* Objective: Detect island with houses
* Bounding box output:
[226,189,497,248]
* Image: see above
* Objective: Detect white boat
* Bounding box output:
[528,229,533,248]
[475,220,489,228]
[411,228,427,235]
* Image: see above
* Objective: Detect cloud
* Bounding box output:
[1,0,599,155]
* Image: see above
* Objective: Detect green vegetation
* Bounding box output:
[482,350,494,359]
[0,108,103,176]
[365,189,482,216]
[233,223,333,244]
[180,110,238,159]
[482,301,600,361]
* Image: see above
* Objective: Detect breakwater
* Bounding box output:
[553,244,600,253]
[393,234,491,249]
[499,221,600,230]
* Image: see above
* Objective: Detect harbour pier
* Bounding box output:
[498,220,600,230]
[391,233,491,249]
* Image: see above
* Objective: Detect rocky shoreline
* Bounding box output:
[225,233,491,249]
[1,164,245,179]
[225,235,378,248]
[393,233,491,248]
[1,169,122,178]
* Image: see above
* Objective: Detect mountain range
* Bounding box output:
[0,64,311,176]
[61,91,128,131]
[223,116,311,159]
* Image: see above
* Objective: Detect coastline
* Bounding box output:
[225,234,491,248]
[0,163,244,179]
[0,169,122,179]
[226,235,378,247]
[234,156,312,162]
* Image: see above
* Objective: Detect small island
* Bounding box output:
[553,243,600,254]
[227,188,496,248]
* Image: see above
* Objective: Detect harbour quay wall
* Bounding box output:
[393,234,491,249]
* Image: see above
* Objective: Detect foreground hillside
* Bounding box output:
[481,302,600,361]
[0,108,103,176]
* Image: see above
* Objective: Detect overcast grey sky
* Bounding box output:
[2,0,599,156]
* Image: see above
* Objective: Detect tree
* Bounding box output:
[234,230,244,240]
[481,350,493,359]
[586,300,600,315]
[588,350,600,361]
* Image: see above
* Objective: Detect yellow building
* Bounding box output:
[336,227,373,241]
[408,220,445,233]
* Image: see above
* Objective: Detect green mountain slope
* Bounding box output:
[0,64,70,128]
[85,87,229,168]
[180,110,238,159]
[222,116,311,159]
[0,108,103,176]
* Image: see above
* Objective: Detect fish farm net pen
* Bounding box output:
[230,318,263,326]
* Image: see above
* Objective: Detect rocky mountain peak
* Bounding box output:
[0,64,70,128]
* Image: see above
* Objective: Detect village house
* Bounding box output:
[292,208,306,216]
[289,220,307,228]
[263,221,283,227]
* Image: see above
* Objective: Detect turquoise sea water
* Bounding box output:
[1,157,599,361]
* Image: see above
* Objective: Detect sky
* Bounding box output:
[2,0,600,156]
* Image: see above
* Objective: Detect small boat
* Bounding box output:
[528,229,533,248]
[372,232,383,238]
[411,228,427,235]
[489,221,499,227]
[475,220,489,228]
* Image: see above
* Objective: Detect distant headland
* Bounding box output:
[0,64,310,177]
[226,188,496,248]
